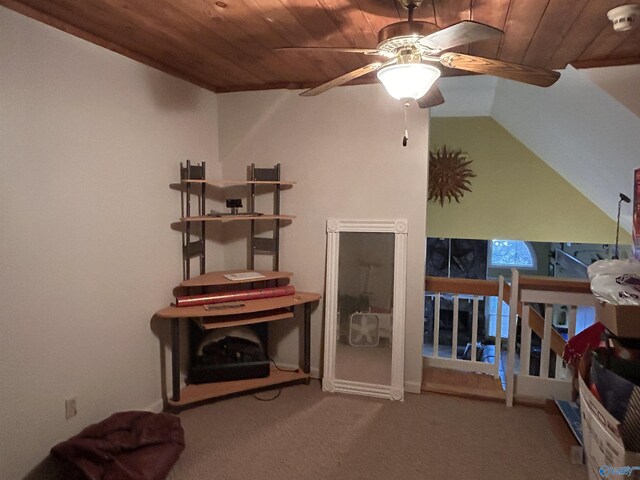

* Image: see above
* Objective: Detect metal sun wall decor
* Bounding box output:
[428,145,476,206]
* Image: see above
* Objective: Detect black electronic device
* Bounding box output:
[226,198,242,215]
[189,332,270,384]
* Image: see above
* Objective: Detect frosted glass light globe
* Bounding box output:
[377,63,441,100]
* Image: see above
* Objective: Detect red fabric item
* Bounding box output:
[175,285,295,307]
[562,321,606,366]
[51,411,185,480]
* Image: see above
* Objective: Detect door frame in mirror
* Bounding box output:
[322,219,408,401]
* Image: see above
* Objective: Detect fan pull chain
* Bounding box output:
[402,101,410,147]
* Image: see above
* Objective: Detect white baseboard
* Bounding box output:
[404,380,421,394]
[144,398,165,413]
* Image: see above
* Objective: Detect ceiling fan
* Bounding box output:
[276,0,560,108]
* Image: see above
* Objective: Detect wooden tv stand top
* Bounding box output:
[156,292,321,319]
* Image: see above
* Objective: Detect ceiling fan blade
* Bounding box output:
[440,53,560,87]
[419,21,502,52]
[417,86,445,109]
[300,59,396,97]
[276,47,392,57]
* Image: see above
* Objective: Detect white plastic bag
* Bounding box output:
[588,259,640,305]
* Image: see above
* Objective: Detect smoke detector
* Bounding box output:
[607,4,640,32]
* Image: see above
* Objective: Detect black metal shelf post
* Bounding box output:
[171,161,206,403]
[248,163,281,271]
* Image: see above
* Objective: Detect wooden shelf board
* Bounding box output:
[193,308,294,330]
[180,270,292,288]
[168,366,309,407]
[181,179,296,186]
[181,214,295,223]
[156,292,321,319]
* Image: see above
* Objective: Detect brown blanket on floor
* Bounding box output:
[51,411,185,480]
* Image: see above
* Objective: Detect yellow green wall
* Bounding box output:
[427,117,630,244]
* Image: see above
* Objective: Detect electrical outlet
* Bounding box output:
[65,397,77,420]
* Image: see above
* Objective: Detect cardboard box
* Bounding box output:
[579,359,640,479]
[594,302,640,339]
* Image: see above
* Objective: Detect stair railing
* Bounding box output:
[424,276,506,379]
[505,269,593,406]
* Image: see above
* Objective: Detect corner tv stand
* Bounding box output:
[154,162,320,409]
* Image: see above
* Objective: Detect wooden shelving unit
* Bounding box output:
[155,162,320,409]
[180,214,295,223]
[181,179,296,187]
[168,365,309,407]
[180,270,292,288]
[158,292,321,319]
[192,309,294,331]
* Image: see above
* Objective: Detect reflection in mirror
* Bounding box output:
[335,232,394,386]
[323,219,408,400]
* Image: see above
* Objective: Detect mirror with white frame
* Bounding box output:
[323,219,407,400]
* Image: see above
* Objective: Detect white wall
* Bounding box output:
[217,85,429,393]
[491,65,640,233]
[430,75,497,117]
[0,7,220,478]
[582,64,640,119]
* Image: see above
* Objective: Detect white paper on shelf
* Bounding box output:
[223,272,266,281]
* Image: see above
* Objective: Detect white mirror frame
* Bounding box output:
[322,219,408,401]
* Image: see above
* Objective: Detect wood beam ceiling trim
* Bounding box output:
[570,56,640,69]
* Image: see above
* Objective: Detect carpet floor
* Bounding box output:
[168,381,585,480]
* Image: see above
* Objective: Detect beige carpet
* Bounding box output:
[168,381,585,480]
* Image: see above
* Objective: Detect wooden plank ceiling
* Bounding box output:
[2,0,639,94]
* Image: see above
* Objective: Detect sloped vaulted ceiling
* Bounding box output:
[490,65,640,233]
[429,64,640,235]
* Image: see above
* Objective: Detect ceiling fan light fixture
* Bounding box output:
[377,63,441,100]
